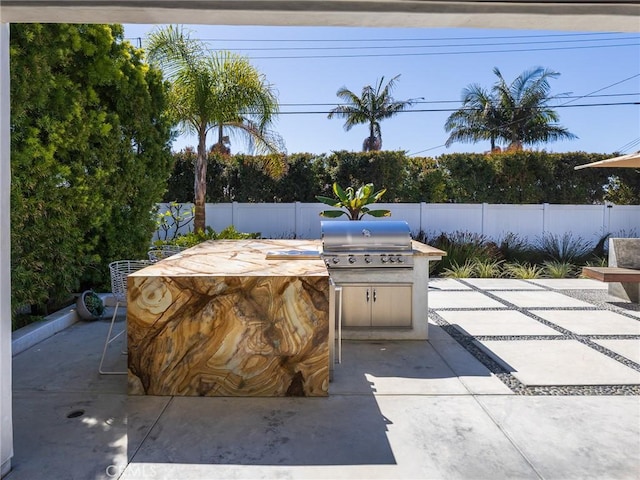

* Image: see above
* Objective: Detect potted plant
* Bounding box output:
[316,182,391,220]
[76,290,105,321]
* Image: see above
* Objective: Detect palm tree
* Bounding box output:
[328,75,417,152]
[445,67,576,151]
[492,67,576,150]
[444,84,503,151]
[145,25,284,232]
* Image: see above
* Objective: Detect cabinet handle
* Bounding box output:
[366,289,370,302]
[373,289,377,302]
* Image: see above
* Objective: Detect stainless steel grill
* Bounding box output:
[321,220,413,268]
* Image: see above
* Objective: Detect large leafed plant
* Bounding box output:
[316,183,391,220]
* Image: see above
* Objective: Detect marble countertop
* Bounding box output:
[132,239,329,277]
[411,240,446,257]
[131,239,445,278]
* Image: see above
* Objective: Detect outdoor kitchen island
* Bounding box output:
[126,239,331,397]
[126,236,444,397]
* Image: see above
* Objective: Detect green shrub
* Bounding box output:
[498,233,535,263]
[543,261,576,278]
[430,231,500,275]
[536,232,593,264]
[153,225,260,249]
[473,259,504,278]
[442,261,476,278]
[503,262,544,279]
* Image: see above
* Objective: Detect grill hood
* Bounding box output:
[321,221,412,252]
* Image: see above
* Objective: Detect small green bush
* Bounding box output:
[503,262,544,279]
[536,232,593,264]
[473,259,504,278]
[442,261,475,278]
[498,233,535,263]
[543,261,576,278]
[430,231,500,275]
[153,225,260,249]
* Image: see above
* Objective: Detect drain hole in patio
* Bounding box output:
[66,409,85,419]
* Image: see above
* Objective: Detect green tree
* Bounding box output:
[328,75,417,152]
[444,84,503,151]
[10,23,173,316]
[145,25,284,232]
[445,67,577,151]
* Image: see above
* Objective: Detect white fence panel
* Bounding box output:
[608,205,640,236]
[299,203,330,239]
[421,204,484,235]
[206,203,233,233]
[380,203,421,231]
[544,205,607,242]
[234,203,297,238]
[153,202,640,243]
[482,204,544,241]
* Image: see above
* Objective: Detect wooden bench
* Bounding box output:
[582,266,640,283]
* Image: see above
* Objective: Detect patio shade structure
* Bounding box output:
[574,152,640,170]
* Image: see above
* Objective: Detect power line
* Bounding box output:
[559,74,640,106]
[279,93,638,107]
[615,138,640,153]
[196,36,639,52]
[245,43,638,60]
[165,32,629,43]
[253,101,638,115]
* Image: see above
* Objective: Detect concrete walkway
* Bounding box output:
[7,279,640,479]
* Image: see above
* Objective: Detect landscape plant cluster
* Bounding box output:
[10,24,174,325]
[164,149,640,205]
[418,230,622,279]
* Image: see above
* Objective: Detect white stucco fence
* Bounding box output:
[154,202,639,244]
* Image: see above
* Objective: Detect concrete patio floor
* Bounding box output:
[7,278,640,480]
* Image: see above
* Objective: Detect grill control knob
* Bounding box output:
[348,256,356,264]
[364,256,372,264]
[332,257,340,264]
[397,255,404,263]
[389,256,396,263]
[380,255,388,263]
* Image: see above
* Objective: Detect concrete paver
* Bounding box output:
[429,290,508,309]
[427,323,514,395]
[476,396,640,480]
[462,278,545,290]
[490,290,595,308]
[438,310,562,336]
[428,278,472,290]
[593,339,640,364]
[476,339,640,386]
[531,309,640,335]
[528,278,607,290]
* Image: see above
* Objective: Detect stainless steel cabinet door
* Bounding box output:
[341,285,372,327]
[371,284,412,327]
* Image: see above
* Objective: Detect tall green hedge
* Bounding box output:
[163,150,638,205]
[10,24,174,315]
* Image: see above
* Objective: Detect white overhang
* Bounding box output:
[0,1,639,32]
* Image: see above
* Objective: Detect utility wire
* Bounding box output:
[615,138,640,153]
[559,74,640,106]
[242,43,638,60]
[278,93,637,107]
[198,36,639,52]
[267,101,638,115]
[176,32,628,43]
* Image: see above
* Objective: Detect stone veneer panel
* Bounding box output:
[127,240,330,397]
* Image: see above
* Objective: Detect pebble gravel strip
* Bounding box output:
[429,279,640,396]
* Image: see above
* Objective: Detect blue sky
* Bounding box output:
[124,24,640,157]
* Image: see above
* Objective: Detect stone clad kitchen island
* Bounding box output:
[127,240,330,397]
